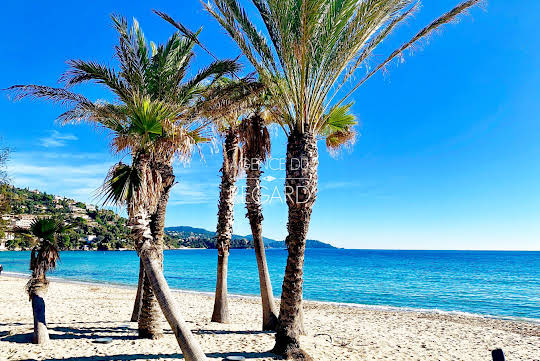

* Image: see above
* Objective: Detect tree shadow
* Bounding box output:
[195,329,273,335]
[207,351,282,359]
[0,332,32,343]
[16,354,184,361]
[0,322,28,326]
[51,326,137,335]
[0,325,139,344]
[49,326,138,340]
[66,321,131,325]
[16,352,281,361]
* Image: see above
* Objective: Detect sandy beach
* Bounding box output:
[0,275,538,361]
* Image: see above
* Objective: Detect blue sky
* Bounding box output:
[1,1,539,250]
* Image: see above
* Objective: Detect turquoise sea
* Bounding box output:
[1,249,539,320]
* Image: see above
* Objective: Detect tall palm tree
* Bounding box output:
[194,77,264,323]
[205,0,484,357]
[237,92,278,330]
[7,15,240,361]
[14,217,67,344]
[155,12,282,329]
[211,122,242,323]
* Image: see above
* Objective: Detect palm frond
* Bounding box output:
[153,10,215,59]
[111,14,148,91]
[320,102,357,155]
[325,128,356,156]
[177,59,242,105]
[195,76,265,124]
[60,60,131,101]
[336,0,484,107]
[5,85,92,108]
[98,162,140,206]
[207,0,484,137]
[13,217,65,293]
[204,1,267,74]
[320,102,356,136]
[146,32,197,99]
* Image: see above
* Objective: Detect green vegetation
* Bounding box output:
[3,186,131,251]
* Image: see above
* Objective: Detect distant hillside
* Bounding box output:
[0,186,336,251]
[165,226,336,249]
[266,239,337,249]
[0,186,131,251]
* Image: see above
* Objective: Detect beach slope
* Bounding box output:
[0,276,538,360]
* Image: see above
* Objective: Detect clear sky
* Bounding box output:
[1,1,539,250]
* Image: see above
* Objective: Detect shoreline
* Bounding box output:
[3,271,538,326]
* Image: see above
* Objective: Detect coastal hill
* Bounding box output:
[165,226,336,249]
[0,186,130,251]
[0,186,336,250]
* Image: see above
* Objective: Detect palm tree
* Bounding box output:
[7,15,240,361]
[193,77,264,323]
[205,0,484,357]
[211,122,242,323]
[154,10,281,329]
[237,93,278,330]
[156,11,282,329]
[14,217,67,344]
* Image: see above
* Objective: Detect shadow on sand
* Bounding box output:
[0,322,28,327]
[194,329,273,335]
[16,355,184,361]
[0,325,139,344]
[15,351,279,361]
[2,323,281,360]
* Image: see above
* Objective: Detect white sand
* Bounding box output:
[0,275,538,361]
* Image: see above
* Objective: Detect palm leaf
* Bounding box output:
[5,84,93,108]
[60,60,131,101]
[320,103,357,154]
[98,162,140,206]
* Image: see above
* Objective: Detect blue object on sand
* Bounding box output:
[224,357,245,361]
[492,349,505,361]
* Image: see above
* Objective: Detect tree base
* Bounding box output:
[272,334,313,361]
[138,329,163,340]
[210,312,230,324]
[33,331,49,344]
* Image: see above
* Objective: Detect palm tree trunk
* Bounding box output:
[211,130,238,323]
[130,259,144,322]
[137,176,172,338]
[273,130,318,360]
[31,285,49,344]
[140,242,207,361]
[245,154,278,331]
[129,155,206,360]
[212,251,230,323]
[138,269,163,338]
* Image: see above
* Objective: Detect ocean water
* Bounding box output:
[0,249,539,320]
